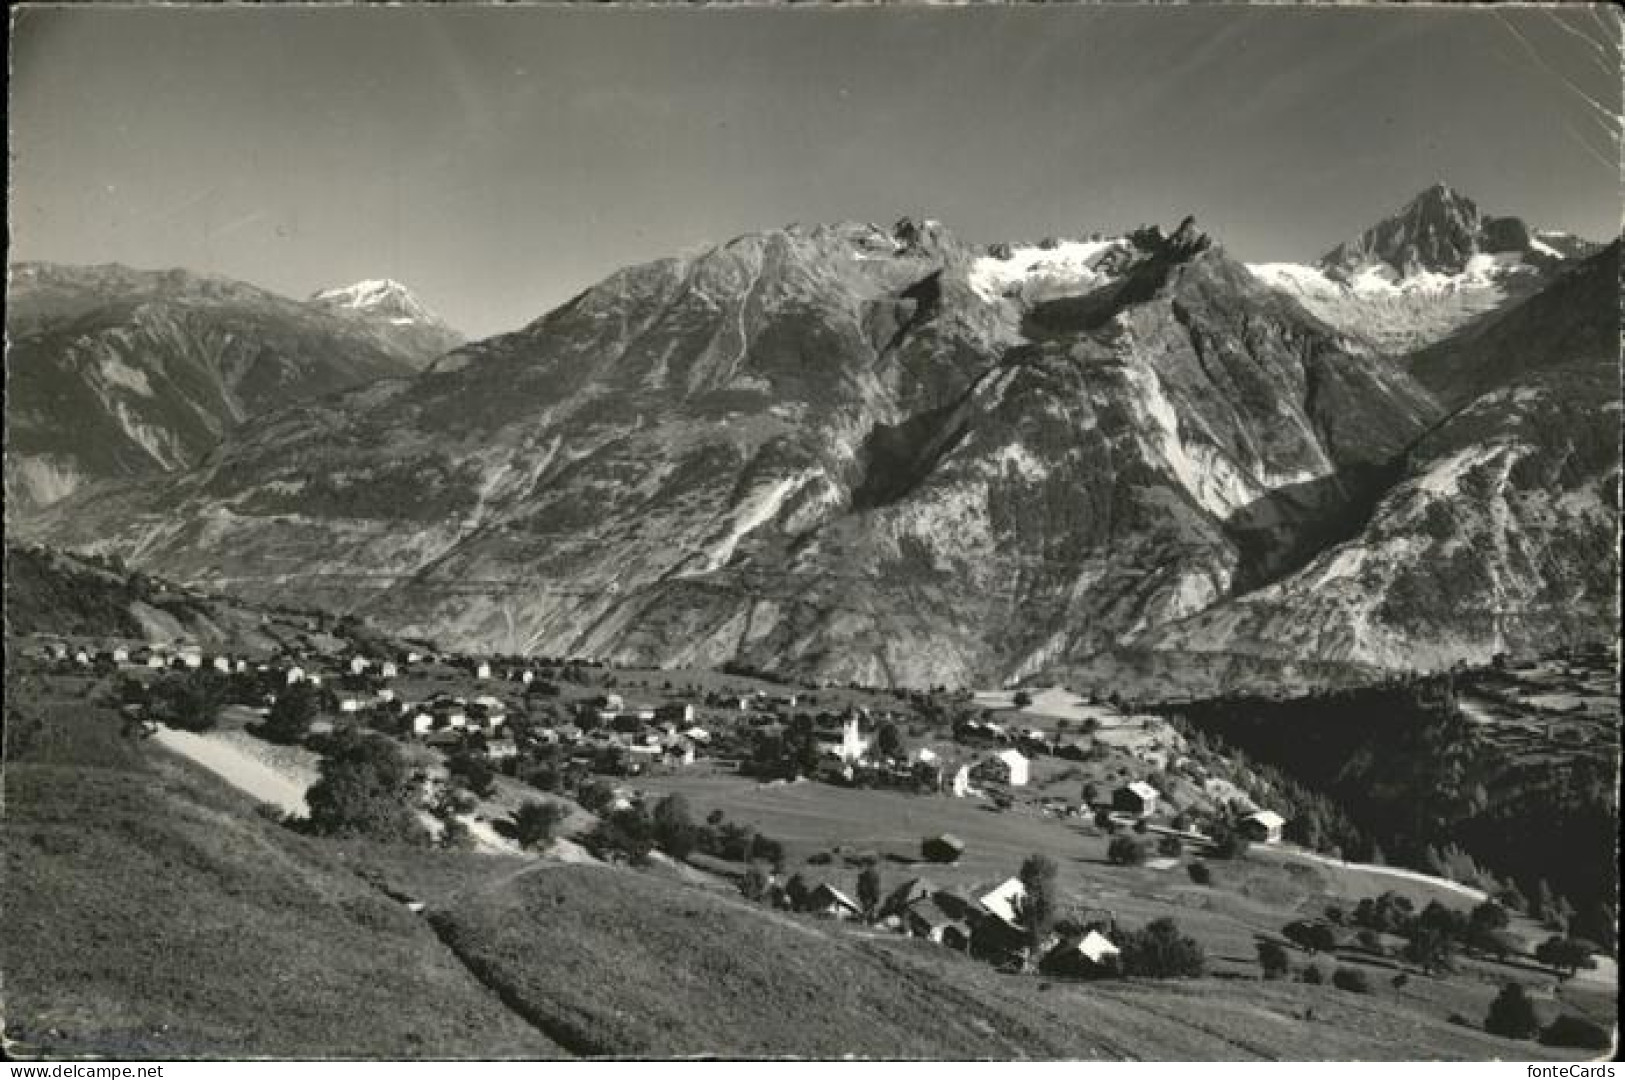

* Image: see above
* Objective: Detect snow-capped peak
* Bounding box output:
[310,278,436,324]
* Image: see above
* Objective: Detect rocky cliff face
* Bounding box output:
[1134,243,1619,683]
[4,264,456,511]
[22,215,1469,688]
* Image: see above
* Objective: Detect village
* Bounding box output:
[16,626,1617,1027]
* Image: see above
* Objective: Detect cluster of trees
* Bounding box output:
[301,729,428,844]
[1161,677,1618,939]
[1483,983,1610,1048]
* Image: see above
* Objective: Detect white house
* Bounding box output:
[916,747,939,764]
[147,654,169,670]
[950,764,973,798]
[520,670,534,685]
[213,655,232,673]
[978,877,1028,926]
[684,725,711,744]
[308,674,323,687]
[179,650,203,670]
[235,659,250,674]
[1113,781,1161,818]
[339,698,362,714]
[350,656,370,676]
[377,688,397,703]
[838,716,869,763]
[379,661,398,679]
[111,646,130,665]
[475,662,492,680]
[406,651,421,664]
[411,713,435,736]
[1242,809,1286,844]
[286,666,307,685]
[446,711,467,730]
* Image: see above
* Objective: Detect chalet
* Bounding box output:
[905,899,970,948]
[879,877,938,921]
[978,877,1028,927]
[658,702,696,725]
[975,748,1030,788]
[921,834,965,865]
[1112,780,1161,818]
[1038,930,1121,978]
[805,883,863,920]
[1241,809,1286,844]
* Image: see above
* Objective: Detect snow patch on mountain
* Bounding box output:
[968,239,1130,303]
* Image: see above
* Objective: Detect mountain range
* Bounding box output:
[10,185,1618,695]
[3,264,461,511]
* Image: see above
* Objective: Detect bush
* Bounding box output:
[1120,917,1205,977]
[1331,967,1371,993]
[1300,964,1325,985]
[1283,919,1339,954]
[261,681,318,744]
[1257,940,1290,979]
[1186,862,1212,885]
[1539,1014,1612,1050]
[512,800,567,849]
[447,749,496,798]
[1484,983,1539,1040]
[304,729,428,844]
[652,794,697,859]
[1108,836,1148,866]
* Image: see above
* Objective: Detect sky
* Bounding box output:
[10,4,1622,338]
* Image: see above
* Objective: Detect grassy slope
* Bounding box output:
[2,672,561,1059]
[428,861,1574,1060]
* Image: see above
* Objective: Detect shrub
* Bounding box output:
[738,864,771,902]
[261,681,317,744]
[304,729,428,844]
[1257,940,1290,979]
[651,794,697,859]
[512,800,567,849]
[447,749,496,798]
[586,806,656,865]
[1120,917,1205,977]
[1331,967,1371,993]
[1157,834,1183,857]
[1108,836,1148,867]
[1300,964,1325,985]
[1539,1014,1612,1050]
[1484,983,1539,1040]
[1283,919,1339,954]
[1186,862,1212,885]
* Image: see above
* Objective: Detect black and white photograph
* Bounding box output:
[3,1,1620,1064]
